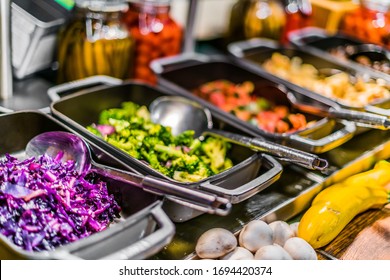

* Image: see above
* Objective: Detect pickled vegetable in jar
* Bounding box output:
[244,0,286,41]
[340,0,390,48]
[57,0,134,83]
[281,0,312,44]
[226,0,252,44]
[123,0,183,84]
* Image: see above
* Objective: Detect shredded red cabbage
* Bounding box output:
[0,153,121,252]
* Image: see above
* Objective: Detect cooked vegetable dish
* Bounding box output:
[262,52,390,107]
[329,45,390,74]
[0,153,120,252]
[87,101,233,183]
[193,79,310,134]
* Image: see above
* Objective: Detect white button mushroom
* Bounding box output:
[254,244,293,260]
[238,220,273,253]
[269,220,295,246]
[220,246,254,260]
[283,237,318,260]
[289,222,299,237]
[195,228,237,259]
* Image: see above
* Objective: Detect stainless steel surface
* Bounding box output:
[183,0,197,53]
[150,95,328,171]
[26,131,232,216]
[0,0,13,100]
[11,0,70,79]
[47,75,123,102]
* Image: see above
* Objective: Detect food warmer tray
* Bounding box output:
[288,27,390,81]
[49,79,283,223]
[154,127,390,260]
[150,53,356,154]
[0,111,175,260]
[227,37,390,117]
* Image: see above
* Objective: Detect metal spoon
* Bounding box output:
[286,91,390,130]
[25,131,232,216]
[149,96,328,171]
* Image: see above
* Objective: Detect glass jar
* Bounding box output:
[226,0,251,44]
[57,0,135,83]
[281,0,312,44]
[340,0,390,47]
[244,0,286,41]
[123,0,183,84]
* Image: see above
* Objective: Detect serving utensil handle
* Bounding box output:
[249,138,328,170]
[329,107,390,130]
[206,129,328,171]
[90,162,232,216]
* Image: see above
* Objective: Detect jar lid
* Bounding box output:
[360,0,390,11]
[127,0,171,6]
[75,0,129,12]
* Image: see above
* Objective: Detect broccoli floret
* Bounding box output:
[145,124,174,144]
[99,108,131,124]
[201,137,231,173]
[170,154,200,173]
[121,101,139,116]
[136,105,151,121]
[222,158,233,171]
[143,136,164,149]
[173,171,206,183]
[86,125,102,137]
[188,138,202,155]
[107,138,134,153]
[140,149,169,175]
[108,118,130,132]
[154,144,184,158]
[174,130,195,146]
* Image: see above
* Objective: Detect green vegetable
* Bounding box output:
[86,101,234,182]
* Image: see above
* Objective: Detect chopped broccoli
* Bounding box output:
[108,118,130,132]
[173,171,207,183]
[87,101,234,182]
[174,130,195,146]
[121,101,139,115]
[136,105,151,121]
[201,137,231,173]
[188,138,202,154]
[154,144,184,158]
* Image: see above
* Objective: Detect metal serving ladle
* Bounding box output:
[286,91,390,130]
[25,131,232,216]
[149,96,329,171]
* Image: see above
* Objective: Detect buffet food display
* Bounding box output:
[3,1,390,260]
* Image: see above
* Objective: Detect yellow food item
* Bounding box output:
[298,160,390,249]
[262,52,390,107]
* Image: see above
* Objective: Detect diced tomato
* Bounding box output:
[209,92,226,107]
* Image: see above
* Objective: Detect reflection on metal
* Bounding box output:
[183,0,197,53]
[0,0,12,100]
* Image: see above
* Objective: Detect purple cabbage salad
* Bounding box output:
[0,153,121,252]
